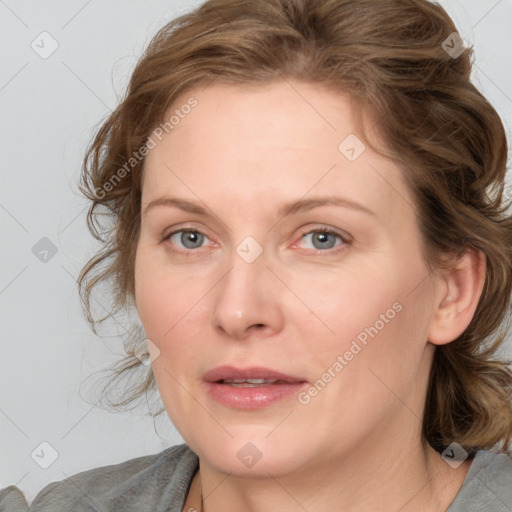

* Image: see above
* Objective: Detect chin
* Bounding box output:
[189,430,314,478]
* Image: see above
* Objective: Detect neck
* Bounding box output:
[191,433,470,512]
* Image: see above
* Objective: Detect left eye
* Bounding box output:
[300,230,344,250]
[168,230,210,249]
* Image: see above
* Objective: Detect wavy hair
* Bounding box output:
[78,0,512,454]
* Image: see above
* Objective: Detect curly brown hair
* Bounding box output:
[78,0,512,454]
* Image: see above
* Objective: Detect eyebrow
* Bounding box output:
[142,195,376,217]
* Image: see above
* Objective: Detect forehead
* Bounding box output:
[159,80,362,151]
[142,80,415,225]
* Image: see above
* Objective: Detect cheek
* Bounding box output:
[284,260,401,340]
[134,245,205,340]
[134,249,207,427]
[134,246,213,407]
[329,282,435,414]
[294,255,433,381]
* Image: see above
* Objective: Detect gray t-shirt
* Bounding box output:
[1,444,511,511]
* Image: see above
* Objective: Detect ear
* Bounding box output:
[428,248,486,346]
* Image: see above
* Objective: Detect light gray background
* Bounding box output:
[1,0,511,502]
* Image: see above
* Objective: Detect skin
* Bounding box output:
[134,80,485,512]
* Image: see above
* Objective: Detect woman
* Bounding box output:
[2,0,511,510]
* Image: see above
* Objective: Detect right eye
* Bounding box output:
[164,229,211,250]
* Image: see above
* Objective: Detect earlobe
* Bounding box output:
[428,248,486,346]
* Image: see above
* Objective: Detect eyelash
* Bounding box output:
[162,227,350,255]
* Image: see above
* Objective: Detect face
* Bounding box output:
[135,80,440,478]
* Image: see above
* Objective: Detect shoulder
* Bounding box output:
[0,486,29,512]
[25,443,198,512]
[448,449,512,512]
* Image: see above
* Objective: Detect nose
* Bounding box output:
[210,248,285,341]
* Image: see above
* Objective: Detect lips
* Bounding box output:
[202,366,306,384]
[202,366,308,409]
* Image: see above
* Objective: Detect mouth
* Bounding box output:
[218,378,289,387]
[202,366,308,409]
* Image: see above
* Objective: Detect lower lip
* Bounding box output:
[204,381,308,409]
